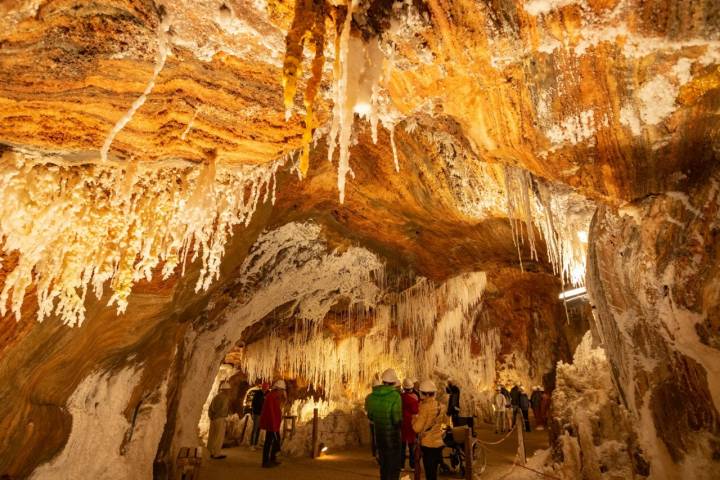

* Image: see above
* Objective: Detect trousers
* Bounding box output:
[207,417,226,457]
[262,430,280,465]
[378,444,401,480]
[420,446,442,480]
[251,414,261,445]
[401,441,416,468]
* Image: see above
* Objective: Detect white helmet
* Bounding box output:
[402,378,414,390]
[220,381,231,390]
[419,380,437,394]
[273,379,286,390]
[381,368,399,385]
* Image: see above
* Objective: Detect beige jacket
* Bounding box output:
[412,397,446,448]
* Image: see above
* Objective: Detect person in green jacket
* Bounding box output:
[365,368,402,480]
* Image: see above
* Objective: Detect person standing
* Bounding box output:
[207,382,231,459]
[509,383,521,428]
[365,368,402,480]
[539,387,551,430]
[260,379,286,468]
[493,386,507,434]
[400,378,419,471]
[519,387,531,432]
[412,380,446,480]
[445,379,461,426]
[250,382,268,450]
[530,386,542,429]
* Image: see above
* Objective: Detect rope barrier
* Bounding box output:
[474,423,517,445]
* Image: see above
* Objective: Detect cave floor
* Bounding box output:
[198,423,549,479]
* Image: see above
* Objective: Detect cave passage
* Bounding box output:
[1,0,719,479]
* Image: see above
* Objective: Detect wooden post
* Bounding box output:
[517,418,526,465]
[464,426,473,480]
[311,407,319,458]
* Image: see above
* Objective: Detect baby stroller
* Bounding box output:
[440,425,476,477]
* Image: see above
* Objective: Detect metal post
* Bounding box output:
[311,407,319,458]
[464,426,473,480]
[517,417,526,465]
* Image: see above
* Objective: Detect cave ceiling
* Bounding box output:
[0,0,718,327]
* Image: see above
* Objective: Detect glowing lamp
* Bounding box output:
[558,286,587,300]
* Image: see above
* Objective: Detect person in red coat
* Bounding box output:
[400,378,419,471]
[260,379,286,468]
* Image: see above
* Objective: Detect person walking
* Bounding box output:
[207,382,231,459]
[519,387,531,432]
[510,383,521,428]
[365,368,402,480]
[445,379,461,426]
[259,379,286,468]
[530,386,542,429]
[400,378,419,471]
[412,380,446,480]
[493,386,507,433]
[250,382,268,450]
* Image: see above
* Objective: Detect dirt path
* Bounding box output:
[199,422,550,479]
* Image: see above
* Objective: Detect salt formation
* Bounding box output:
[31,367,168,480]
[281,0,327,176]
[100,6,172,163]
[0,151,283,325]
[169,221,386,452]
[236,271,496,402]
[504,166,593,286]
[544,332,645,480]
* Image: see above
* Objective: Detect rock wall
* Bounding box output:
[587,167,720,479]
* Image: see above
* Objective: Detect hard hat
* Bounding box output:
[402,378,414,389]
[419,380,437,393]
[447,378,455,385]
[220,381,231,390]
[261,382,270,390]
[381,368,399,384]
[273,379,286,390]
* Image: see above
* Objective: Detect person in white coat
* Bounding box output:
[493,386,507,433]
[208,382,231,459]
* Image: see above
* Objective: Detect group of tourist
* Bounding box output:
[492,383,550,434]
[207,379,288,468]
[365,368,460,480]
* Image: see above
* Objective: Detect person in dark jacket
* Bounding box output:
[365,368,402,480]
[539,387,551,429]
[260,380,286,468]
[445,379,461,426]
[510,383,521,428]
[519,387,531,432]
[400,378,419,471]
[530,386,542,429]
[250,383,268,449]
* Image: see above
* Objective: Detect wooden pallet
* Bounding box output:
[175,446,202,480]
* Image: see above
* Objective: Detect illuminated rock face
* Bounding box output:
[0,0,718,479]
[587,166,720,479]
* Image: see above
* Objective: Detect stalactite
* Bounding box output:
[236,272,492,400]
[503,165,593,286]
[0,152,285,325]
[281,0,327,177]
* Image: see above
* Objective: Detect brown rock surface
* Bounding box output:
[0,0,718,478]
